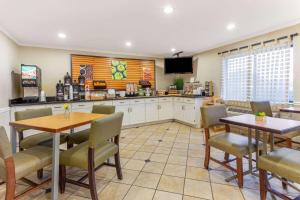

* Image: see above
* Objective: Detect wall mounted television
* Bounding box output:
[164,56,193,74]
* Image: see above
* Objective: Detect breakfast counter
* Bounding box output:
[9,95,205,128]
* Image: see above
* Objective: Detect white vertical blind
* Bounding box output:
[221,44,293,103]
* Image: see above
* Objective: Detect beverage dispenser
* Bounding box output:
[21,64,41,101]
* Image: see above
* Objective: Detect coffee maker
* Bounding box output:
[21,64,41,102]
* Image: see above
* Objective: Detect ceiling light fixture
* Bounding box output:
[125,41,132,47]
[58,32,66,39]
[171,48,176,52]
[226,23,236,31]
[164,5,174,14]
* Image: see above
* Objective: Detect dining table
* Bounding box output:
[9,112,107,200]
[219,114,300,182]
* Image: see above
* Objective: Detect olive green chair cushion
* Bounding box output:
[68,105,116,145]
[201,105,227,129]
[20,132,68,149]
[0,126,52,181]
[250,101,273,117]
[209,132,262,158]
[60,141,118,170]
[258,148,300,184]
[67,129,89,145]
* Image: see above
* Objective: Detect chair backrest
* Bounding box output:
[201,105,227,129]
[92,105,115,114]
[0,126,12,160]
[15,107,53,132]
[88,112,123,148]
[250,101,272,117]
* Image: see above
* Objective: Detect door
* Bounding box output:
[115,105,130,126]
[183,103,196,124]
[145,103,159,122]
[130,104,146,124]
[173,102,183,121]
[158,102,173,120]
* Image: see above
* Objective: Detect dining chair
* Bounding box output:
[201,105,262,188]
[250,101,300,148]
[258,148,300,200]
[67,105,115,148]
[59,112,123,200]
[15,107,68,179]
[0,126,53,200]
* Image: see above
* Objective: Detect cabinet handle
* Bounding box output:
[54,106,61,109]
[78,104,85,107]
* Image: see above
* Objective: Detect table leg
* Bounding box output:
[51,134,60,200]
[247,128,253,173]
[262,132,268,155]
[255,129,259,169]
[10,126,17,154]
[269,133,274,152]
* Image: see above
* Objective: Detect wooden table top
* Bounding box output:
[280,107,300,114]
[9,112,107,133]
[220,114,300,134]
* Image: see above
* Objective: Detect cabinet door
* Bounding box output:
[183,104,196,124]
[173,102,183,121]
[130,104,146,124]
[71,103,93,131]
[158,102,173,120]
[145,103,159,122]
[115,105,130,126]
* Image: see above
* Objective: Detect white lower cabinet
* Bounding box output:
[115,105,130,126]
[145,103,159,122]
[10,97,202,129]
[158,102,173,120]
[130,103,146,124]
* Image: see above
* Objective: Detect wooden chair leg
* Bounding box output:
[259,169,268,200]
[286,138,292,148]
[37,169,43,180]
[114,152,123,180]
[5,157,16,200]
[281,177,288,190]
[59,165,66,194]
[88,166,98,200]
[236,157,243,188]
[224,153,229,161]
[204,144,210,169]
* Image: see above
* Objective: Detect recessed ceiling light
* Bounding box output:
[58,33,66,39]
[171,48,176,52]
[125,41,132,47]
[164,5,173,14]
[226,23,236,31]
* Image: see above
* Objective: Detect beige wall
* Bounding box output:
[193,23,300,101]
[0,31,19,107]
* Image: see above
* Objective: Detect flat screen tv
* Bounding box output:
[164,57,193,74]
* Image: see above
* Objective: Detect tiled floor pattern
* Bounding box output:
[1,122,300,200]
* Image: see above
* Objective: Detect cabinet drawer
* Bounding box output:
[158,97,172,102]
[93,100,113,106]
[145,98,158,103]
[173,97,183,103]
[51,104,65,111]
[292,113,300,121]
[183,98,195,104]
[71,102,93,110]
[15,105,46,112]
[130,99,145,104]
[113,100,130,106]
[280,112,292,119]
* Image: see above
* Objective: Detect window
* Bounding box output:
[221,44,293,103]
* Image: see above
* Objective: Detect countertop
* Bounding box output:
[9,95,205,107]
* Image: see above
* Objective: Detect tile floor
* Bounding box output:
[1,122,299,200]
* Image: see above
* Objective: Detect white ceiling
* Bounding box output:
[1,0,300,57]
